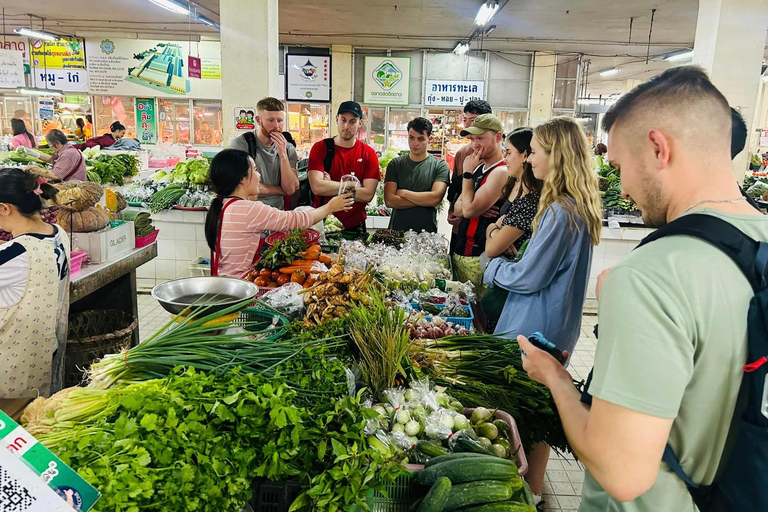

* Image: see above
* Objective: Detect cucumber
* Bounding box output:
[417,476,451,512]
[425,452,517,468]
[512,480,535,507]
[408,497,424,512]
[415,458,519,486]
[443,479,523,511]
[457,501,537,512]
[417,440,450,458]
[454,434,495,455]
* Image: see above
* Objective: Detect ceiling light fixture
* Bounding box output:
[198,16,219,28]
[453,42,470,55]
[663,50,694,62]
[599,67,621,77]
[17,87,64,96]
[148,0,190,16]
[474,1,499,26]
[484,25,497,36]
[14,28,58,41]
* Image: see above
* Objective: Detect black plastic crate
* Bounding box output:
[250,479,304,512]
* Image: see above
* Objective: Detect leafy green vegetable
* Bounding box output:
[170,158,210,185]
[261,230,309,269]
[86,154,140,185]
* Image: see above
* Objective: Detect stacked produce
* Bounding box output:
[122,210,155,238]
[407,311,471,339]
[104,189,127,213]
[85,151,140,186]
[301,263,376,325]
[146,184,187,213]
[53,181,110,232]
[245,244,333,289]
[123,179,162,204]
[324,214,344,233]
[0,147,47,166]
[150,157,209,185]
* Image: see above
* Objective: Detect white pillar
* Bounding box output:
[220,0,280,145]
[330,45,353,137]
[693,0,768,178]
[529,53,556,126]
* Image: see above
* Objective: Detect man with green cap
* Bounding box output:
[452,113,508,304]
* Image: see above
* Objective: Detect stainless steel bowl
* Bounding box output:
[151,276,258,315]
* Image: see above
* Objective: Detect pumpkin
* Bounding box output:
[104,189,127,213]
[54,181,104,211]
[57,207,110,232]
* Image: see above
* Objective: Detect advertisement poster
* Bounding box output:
[85,38,221,99]
[0,49,25,88]
[1,36,31,74]
[135,98,158,144]
[363,56,410,106]
[188,56,202,79]
[235,108,256,131]
[30,37,88,93]
[201,58,221,79]
[286,54,330,102]
[38,98,54,120]
[424,79,485,107]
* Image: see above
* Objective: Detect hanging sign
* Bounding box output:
[135,98,158,144]
[188,56,202,79]
[424,79,486,107]
[286,54,331,102]
[38,97,55,121]
[760,129,768,148]
[235,107,256,131]
[30,37,89,93]
[200,58,221,79]
[1,36,31,74]
[0,49,25,88]
[363,56,410,106]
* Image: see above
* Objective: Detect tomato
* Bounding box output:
[259,268,272,279]
[271,270,281,281]
[267,281,278,288]
[277,274,290,286]
[290,270,307,285]
[255,276,269,287]
[248,270,260,281]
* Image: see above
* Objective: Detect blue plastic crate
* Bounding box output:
[410,303,474,330]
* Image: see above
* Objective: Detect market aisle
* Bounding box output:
[136,292,594,510]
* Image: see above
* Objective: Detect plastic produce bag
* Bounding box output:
[259,282,304,317]
[424,410,456,441]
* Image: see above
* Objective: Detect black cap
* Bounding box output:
[337,101,363,118]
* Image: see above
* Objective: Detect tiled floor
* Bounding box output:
[136,292,597,511]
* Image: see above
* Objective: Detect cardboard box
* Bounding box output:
[73,221,135,264]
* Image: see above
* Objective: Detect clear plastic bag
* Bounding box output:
[260,282,304,317]
[338,173,361,196]
[424,410,457,440]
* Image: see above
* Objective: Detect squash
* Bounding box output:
[57,207,110,232]
[104,189,127,212]
[54,181,103,211]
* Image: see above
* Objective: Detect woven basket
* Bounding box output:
[65,310,137,387]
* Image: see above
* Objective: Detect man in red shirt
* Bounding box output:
[308,101,380,237]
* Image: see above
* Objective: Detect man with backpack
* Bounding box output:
[230,97,300,210]
[517,66,768,511]
[307,101,380,238]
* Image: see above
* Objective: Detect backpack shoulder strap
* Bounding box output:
[244,131,258,159]
[637,214,762,292]
[323,138,335,175]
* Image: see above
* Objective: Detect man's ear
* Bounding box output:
[647,129,671,171]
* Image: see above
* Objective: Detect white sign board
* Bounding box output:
[424,79,485,107]
[31,69,88,93]
[286,54,330,102]
[0,49,25,88]
[363,56,410,106]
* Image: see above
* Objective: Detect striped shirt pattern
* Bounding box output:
[51,145,86,181]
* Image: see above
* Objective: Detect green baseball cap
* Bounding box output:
[460,113,504,136]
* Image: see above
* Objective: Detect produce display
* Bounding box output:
[85,151,141,186]
[0,147,47,166]
[151,157,210,185]
[324,214,344,233]
[301,263,376,325]
[746,180,768,199]
[407,311,472,338]
[58,207,111,233]
[598,161,638,214]
[146,185,188,213]
[122,210,156,237]
[104,189,127,213]
[53,181,104,211]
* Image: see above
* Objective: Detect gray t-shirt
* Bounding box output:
[231,131,298,210]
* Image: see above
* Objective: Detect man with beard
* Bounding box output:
[231,97,299,210]
[516,66,768,511]
[308,101,380,237]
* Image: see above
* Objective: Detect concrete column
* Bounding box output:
[220,0,280,145]
[330,44,353,137]
[693,0,768,178]
[529,53,556,126]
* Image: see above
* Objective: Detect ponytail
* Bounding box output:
[0,168,58,217]
[204,149,253,251]
[205,195,224,251]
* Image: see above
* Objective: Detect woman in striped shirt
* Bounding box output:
[206,149,353,277]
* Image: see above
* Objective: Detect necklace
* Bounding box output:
[683,196,746,213]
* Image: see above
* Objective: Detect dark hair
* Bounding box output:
[257,97,284,112]
[76,118,85,128]
[464,100,492,115]
[282,131,296,147]
[110,122,126,133]
[45,129,68,146]
[0,168,58,217]
[86,114,92,123]
[603,66,730,135]
[594,143,608,156]
[407,117,433,136]
[11,118,35,148]
[501,127,542,200]
[205,149,254,251]
[730,107,747,160]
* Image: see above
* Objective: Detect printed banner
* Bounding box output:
[188,56,201,79]
[235,107,256,131]
[0,36,31,74]
[200,58,221,79]
[363,56,410,106]
[135,98,158,144]
[286,54,331,102]
[424,79,486,107]
[0,49,25,88]
[29,37,88,92]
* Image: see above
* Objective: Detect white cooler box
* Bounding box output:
[73,221,136,264]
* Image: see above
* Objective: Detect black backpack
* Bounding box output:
[581,213,768,511]
[299,138,335,207]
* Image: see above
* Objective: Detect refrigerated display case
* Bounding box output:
[286,103,330,155]
[158,98,191,144]
[388,108,421,151]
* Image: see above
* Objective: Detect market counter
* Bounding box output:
[70,243,158,346]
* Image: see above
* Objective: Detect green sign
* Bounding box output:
[135,98,157,144]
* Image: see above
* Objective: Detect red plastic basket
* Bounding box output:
[70,251,87,275]
[135,229,160,249]
[265,229,320,247]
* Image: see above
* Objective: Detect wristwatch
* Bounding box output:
[462,172,473,180]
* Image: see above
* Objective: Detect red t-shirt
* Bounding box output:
[308,139,381,229]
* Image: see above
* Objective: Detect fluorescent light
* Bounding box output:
[198,16,219,28]
[484,25,496,36]
[14,28,58,41]
[453,42,470,55]
[17,87,64,96]
[578,98,598,105]
[148,0,190,16]
[599,67,621,77]
[474,1,499,26]
[663,50,694,62]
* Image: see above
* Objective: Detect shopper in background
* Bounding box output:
[447,100,494,253]
[73,118,91,141]
[451,114,508,301]
[384,117,450,232]
[518,67,768,511]
[230,97,299,211]
[26,130,86,182]
[0,168,70,422]
[74,121,126,150]
[731,107,762,211]
[205,149,353,277]
[85,114,94,135]
[10,118,37,149]
[593,142,608,170]
[308,101,380,238]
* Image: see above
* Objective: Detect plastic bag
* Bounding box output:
[424,410,456,441]
[296,206,326,243]
[259,282,304,317]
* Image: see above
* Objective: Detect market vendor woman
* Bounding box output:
[206,149,353,277]
[25,129,87,182]
[0,168,70,421]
